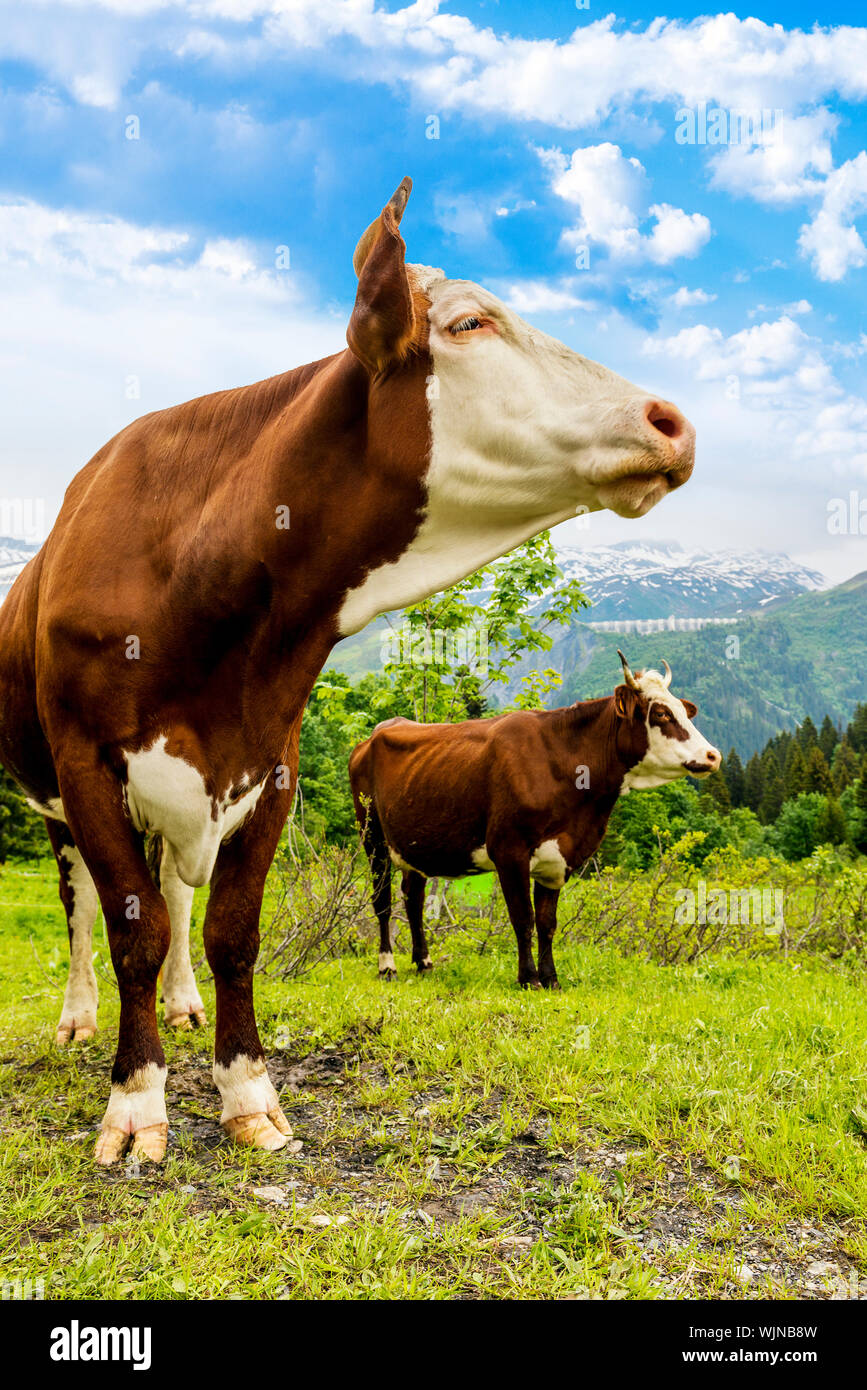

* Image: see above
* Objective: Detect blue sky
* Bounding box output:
[0,1,866,580]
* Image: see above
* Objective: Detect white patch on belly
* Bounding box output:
[123,736,264,888]
[213,1055,281,1124]
[529,838,568,889]
[471,845,496,872]
[388,845,418,874]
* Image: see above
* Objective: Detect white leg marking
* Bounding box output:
[213,1055,282,1124]
[56,848,100,1044]
[159,840,206,1028]
[378,951,396,974]
[214,1056,291,1150]
[95,1063,168,1164]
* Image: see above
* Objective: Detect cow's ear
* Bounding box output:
[347,178,415,375]
[682,699,698,718]
[614,685,641,720]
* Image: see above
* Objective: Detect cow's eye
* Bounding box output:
[449,315,482,334]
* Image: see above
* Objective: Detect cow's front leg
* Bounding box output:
[204,775,295,1151]
[533,882,562,990]
[56,757,171,1164]
[495,857,540,989]
[157,839,206,1030]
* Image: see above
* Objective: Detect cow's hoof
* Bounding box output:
[378,969,398,983]
[541,979,562,992]
[519,980,542,991]
[415,958,434,973]
[56,1023,97,1045]
[166,1008,207,1031]
[223,1106,292,1152]
[94,1121,168,1166]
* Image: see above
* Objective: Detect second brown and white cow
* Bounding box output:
[349,653,720,989]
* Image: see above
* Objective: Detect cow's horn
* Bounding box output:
[661,659,672,689]
[617,649,639,690]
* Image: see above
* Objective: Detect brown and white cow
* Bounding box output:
[350,653,720,988]
[0,179,696,1164]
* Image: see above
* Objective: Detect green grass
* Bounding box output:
[1,859,866,1300]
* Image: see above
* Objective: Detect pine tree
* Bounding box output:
[759,762,784,824]
[798,715,819,753]
[855,754,867,854]
[849,704,867,756]
[819,714,839,763]
[723,748,745,807]
[832,737,859,794]
[804,745,833,796]
[815,795,848,847]
[784,741,808,799]
[744,753,764,813]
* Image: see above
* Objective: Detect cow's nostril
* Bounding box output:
[646,402,682,440]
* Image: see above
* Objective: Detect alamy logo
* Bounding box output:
[675,102,783,146]
[49,1320,152,1371]
[674,881,783,933]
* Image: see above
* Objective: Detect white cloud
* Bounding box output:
[540,143,710,266]
[493,278,592,315]
[709,109,836,205]
[798,151,867,281]
[670,286,717,308]
[0,198,346,525]
[645,204,711,264]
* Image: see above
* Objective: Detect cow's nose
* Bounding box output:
[705,748,721,770]
[643,399,696,485]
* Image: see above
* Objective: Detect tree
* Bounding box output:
[804,745,833,796]
[383,531,589,722]
[723,748,745,807]
[773,793,825,861]
[0,767,47,862]
[819,714,839,763]
[855,754,867,854]
[848,703,867,755]
[783,741,807,799]
[798,714,819,753]
[831,736,859,795]
[815,794,848,847]
[744,753,764,813]
[759,749,784,823]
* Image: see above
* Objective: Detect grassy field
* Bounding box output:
[1,858,866,1301]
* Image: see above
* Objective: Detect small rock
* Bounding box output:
[309,1212,350,1227]
[179,1184,197,1195]
[416,1208,434,1228]
[500,1235,533,1247]
[286,1139,304,1154]
[252,1185,288,1205]
[735,1265,754,1283]
[806,1260,838,1278]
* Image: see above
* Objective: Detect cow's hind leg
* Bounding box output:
[359,804,396,980]
[533,883,562,991]
[46,819,100,1044]
[401,870,432,973]
[56,754,172,1165]
[205,776,295,1151]
[149,838,207,1030]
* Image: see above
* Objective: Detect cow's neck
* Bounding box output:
[336,498,578,636]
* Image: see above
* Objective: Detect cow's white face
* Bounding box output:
[420,268,694,523]
[338,200,695,635]
[620,668,721,792]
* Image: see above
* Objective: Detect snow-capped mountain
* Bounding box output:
[554,540,825,621]
[0,538,40,600]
